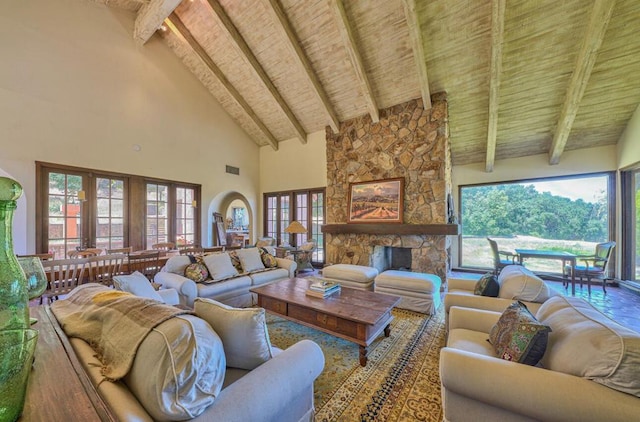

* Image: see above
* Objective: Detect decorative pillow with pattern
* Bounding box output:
[227,251,244,273]
[184,255,209,283]
[489,301,551,366]
[474,273,500,297]
[259,247,277,268]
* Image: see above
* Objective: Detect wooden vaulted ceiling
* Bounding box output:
[102,0,640,171]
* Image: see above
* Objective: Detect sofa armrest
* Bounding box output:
[193,339,324,422]
[447,277,478,292]
[440,348,640,422]
[154,272,198,307]
[448,306,501,333]
[445,292,520,314]
[275,257,297,278]
[157,288,180,306]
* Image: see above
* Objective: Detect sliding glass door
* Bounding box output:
[621,168,640,281]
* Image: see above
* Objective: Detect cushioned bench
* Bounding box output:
[374,270,442,314]
[321,264,378,291]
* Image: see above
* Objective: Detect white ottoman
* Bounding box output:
[374,270,442,314]
[321,264,379,291]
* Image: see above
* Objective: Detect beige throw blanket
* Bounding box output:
[51,283,191,380]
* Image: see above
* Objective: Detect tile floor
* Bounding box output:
[450,271,640,333]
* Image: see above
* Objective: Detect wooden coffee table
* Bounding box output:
[251,278,401,366]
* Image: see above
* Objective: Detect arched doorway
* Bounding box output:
[207,191,254,247]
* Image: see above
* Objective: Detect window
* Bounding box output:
[459,173,614,273]
[37,162,200,257]
[621,167,640,281]
[264,188,325,265]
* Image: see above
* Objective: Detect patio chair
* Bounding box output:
[487,237,518,275]
[565,241,616,294]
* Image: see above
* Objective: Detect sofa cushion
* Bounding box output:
[124,315,226,420]
[113,271,164,302]
[202,253,239,282]
[497,265,554,302]
[249,268,289,286]
[474,273,499,297]
[536,296,640,397]
[184,256,209,283]
[489,301,551,366]
[194,298,274,370]
[236,248,265,273]
[259,247,278,268]
[163,255,192,275]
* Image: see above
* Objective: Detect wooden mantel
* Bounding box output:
[321,223,460,236]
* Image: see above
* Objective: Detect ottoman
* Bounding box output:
[374,270,442,314]
[321,264,379,291]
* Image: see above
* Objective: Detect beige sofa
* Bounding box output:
[155,250,296,308]
[444,265,558,327]
[441,296,640,421]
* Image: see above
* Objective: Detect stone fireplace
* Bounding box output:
[324,94,454,281]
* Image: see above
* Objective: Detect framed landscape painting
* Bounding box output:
[348,177,404,223]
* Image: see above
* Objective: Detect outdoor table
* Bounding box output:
[515,249,577,295]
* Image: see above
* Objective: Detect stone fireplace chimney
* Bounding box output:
[324,93,453,280]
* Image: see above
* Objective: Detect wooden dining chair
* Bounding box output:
[487,238,518,275]
[567,241,616,294]
[84,254,125,287]
[17,253,54,261]
[106,246,132,255]
[127,250,161,281]
[179,246,205,256]
[151,242,175,251]
[41,258,88,304]
[68,248,102,258]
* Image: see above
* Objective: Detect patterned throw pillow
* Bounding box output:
[227,251,244,273]
[184,255,209,283]
[259,247,277,268]
[489,301,551,366]
[474,273,499,297]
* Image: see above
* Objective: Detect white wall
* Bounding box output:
[0,0,260,252]
[617,104,640,169]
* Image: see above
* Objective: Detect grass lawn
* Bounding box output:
[461,235,597,273]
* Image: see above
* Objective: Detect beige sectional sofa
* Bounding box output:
[154,249,296,308]
[441,296,640,421]
[444,265,558,327]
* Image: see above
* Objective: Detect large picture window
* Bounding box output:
[621,167,640,282]
[36,162,200,257]
[459,173,614,273]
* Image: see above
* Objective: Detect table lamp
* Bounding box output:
[284,221,307,247]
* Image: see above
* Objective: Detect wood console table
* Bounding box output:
[21,306,116,421]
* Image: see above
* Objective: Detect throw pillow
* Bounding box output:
[489,301,551,366]
[113,271,164,302]
[184,255,210,283]
[202,253,239,282]
[259,247,277,268]
[474,273,500,297]
[194,298,274,370]
[236,248,266,273]
[227,251,244,273]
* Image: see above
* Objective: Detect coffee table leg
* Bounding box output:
[384,323,391,337]
[359,346,368,366]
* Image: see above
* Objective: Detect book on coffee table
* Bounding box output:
[308,278,339,292]
[305,286,341,298]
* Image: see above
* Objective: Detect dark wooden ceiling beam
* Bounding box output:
[549,0,616,165]
[263,0,341,133]
[486,0,506,173]
[401,0,432,110]
[330,0,380,123]
[166,13,279,150]
[206,0,308,144]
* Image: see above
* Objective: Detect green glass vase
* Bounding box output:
[0,177,29,331]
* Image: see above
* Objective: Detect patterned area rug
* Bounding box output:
[267,306,446,421]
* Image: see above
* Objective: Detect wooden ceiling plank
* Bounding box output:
[330,0,380,123]
[263,0,341,133]
[549,0,616,165]
[166,13,279,151]
[206,0,307,144]
[134,0,182,45]
[401,0,431,110]
[486,0,506,173]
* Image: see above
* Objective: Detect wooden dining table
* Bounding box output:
[515,249,577,295]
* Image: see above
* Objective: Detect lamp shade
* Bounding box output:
[284,221,307,234]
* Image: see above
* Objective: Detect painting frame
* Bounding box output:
[347,177,404,224]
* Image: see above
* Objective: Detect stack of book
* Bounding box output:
[306,278,341,298]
